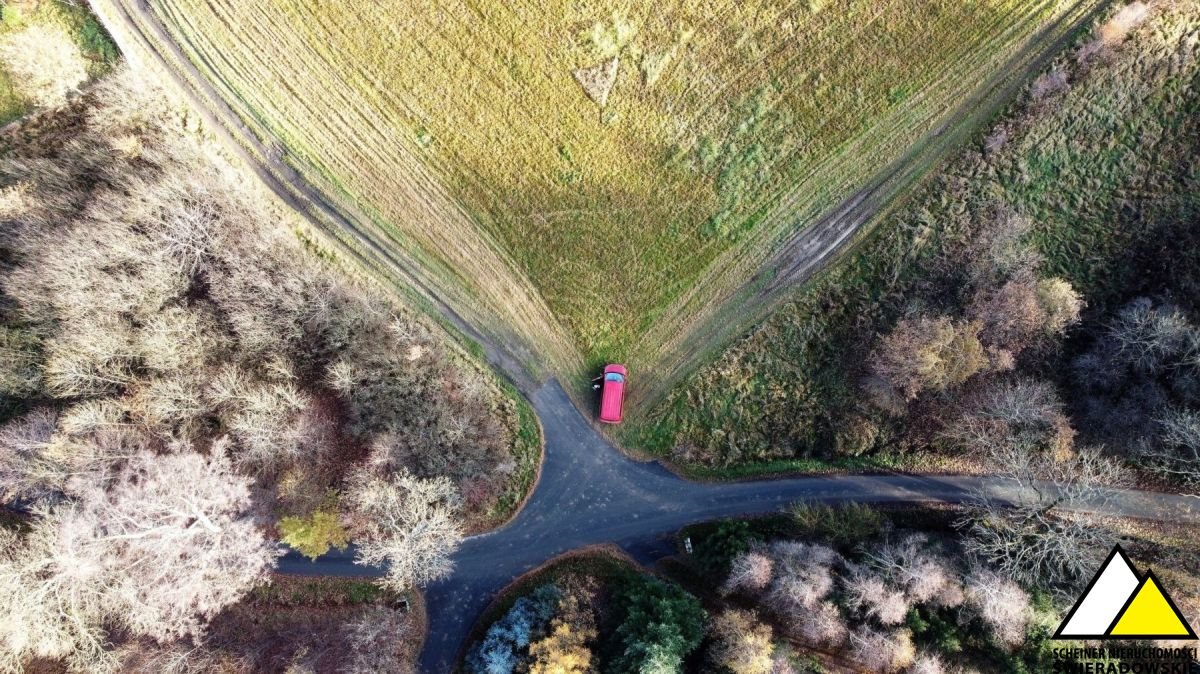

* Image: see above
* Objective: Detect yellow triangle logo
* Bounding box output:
[1108,572,1197,638]
[1055,545,1199,640]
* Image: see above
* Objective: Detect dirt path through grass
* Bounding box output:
[90,0,577,394]
[626,0,1112,410]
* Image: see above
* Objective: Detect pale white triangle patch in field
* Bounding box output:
[1056,547,1140,637]
[573,57,619,108]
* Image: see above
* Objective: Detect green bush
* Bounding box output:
[279,509,349,561]
[694,519,755,577]
[608,576,706,674]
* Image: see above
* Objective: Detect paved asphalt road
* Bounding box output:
[278,380,1200,672]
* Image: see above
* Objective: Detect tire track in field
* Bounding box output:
[630,0,1110,411]
[91,0,574,396]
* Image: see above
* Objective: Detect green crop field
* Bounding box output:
[140,0,1098,378]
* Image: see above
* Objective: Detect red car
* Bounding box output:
[598,364,627,424]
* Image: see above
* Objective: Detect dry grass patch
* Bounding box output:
[0,1,117,123]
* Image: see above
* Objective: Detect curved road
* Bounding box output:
[279,380,1200,672]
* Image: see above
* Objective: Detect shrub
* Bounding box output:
[279,508,349,561]
[609,576,707,674]
[696,519,756,576]
[788,502,884,547]
[467,585,560,674]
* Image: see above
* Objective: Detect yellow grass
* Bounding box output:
[146,0,1093,370]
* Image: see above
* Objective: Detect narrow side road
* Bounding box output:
[279,380,1200,672]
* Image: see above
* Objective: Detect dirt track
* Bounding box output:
[628,0,1110,408]
[91,0,553,393]
[93,0,1108,405]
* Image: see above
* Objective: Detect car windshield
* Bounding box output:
[604,373,625,383]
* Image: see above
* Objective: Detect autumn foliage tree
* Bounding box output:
[867,316,988,410]
[707,609,775,674]
[526,592,597,674]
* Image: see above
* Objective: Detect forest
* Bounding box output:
[0,38,531,673]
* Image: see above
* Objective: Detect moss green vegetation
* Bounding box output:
[633,2,1200,474]
[0,1,117,123]
[132,0,1095,373]
[279,507,350,561]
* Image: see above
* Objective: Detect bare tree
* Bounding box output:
[963,567,1031,648]
[0,524,114,673]
[959,207,1041,287]
[942,378,1076,462]
[0,408,62,503]
[0,326,42,398]
[1106,299,1195,374]
[764,541,839,615]
[723,550,774,596]
[843,567,909,626]
[344,468,463,592]
[759,542,847,646]
[847,627,915,673]
[968,279,1047,352]
[0,443,275,671]
[862,534,962,607]
[794,600,848,647]
[340,606,417,674]
[957,446,1119,591]
[1138,406,1200,486]
[908,652,948,674]
[60,444,278,641]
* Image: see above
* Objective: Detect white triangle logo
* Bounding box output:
[1055,546,1140,637]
